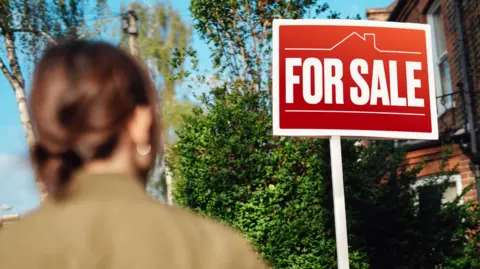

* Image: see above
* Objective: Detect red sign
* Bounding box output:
[272,20,438,140]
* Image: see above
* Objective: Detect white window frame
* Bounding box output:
[426,1,454,116]
[411,174,464,205]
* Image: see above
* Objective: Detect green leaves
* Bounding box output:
[170,86,479,268]
[190,0,331,92]
[172,1,479,268]
[169,87,368,268]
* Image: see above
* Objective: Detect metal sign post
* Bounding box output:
[329,136,349,269]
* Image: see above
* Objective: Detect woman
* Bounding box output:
[0,40,268,269]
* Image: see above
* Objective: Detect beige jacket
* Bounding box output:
[0,172,268,269]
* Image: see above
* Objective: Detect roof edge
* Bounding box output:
[366,8,391,13]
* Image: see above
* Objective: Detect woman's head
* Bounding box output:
[30,40,161,198]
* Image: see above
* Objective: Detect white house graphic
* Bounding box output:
[285,32,422,55]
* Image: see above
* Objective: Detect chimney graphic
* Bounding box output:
[364,33,376,45]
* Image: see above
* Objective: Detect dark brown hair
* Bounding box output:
[30,40,161,198]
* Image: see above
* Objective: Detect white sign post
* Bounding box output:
[329,135,349,268]
[272,19,438,269]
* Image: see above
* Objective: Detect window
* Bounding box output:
[412,174,463,209]
[426,1,453,116]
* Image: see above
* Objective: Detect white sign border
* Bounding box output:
[272,19,439,140]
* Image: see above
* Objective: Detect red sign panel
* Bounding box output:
[272,20,438,140]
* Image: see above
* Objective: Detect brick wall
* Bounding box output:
[442,0,474,131]
[406,144,477,201]
[395,0,427,23]
[385,0,479,201]
[370,0,480,131]
[460,0,480,120]
[438,0,480,131]
[458,152,478,202]
[443,0,480,203]
[392,0,480,134]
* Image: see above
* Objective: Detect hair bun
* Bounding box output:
[57,149,84,186]
[32,144,84,197]
[60,149,83,166]
[32,144,50,165]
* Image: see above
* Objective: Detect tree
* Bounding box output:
[0,0,107,151]
[119,1,195,203]
[121,1,190,109]
[171,0,480,268]
[190,0,335,92]
[0,0,108,196]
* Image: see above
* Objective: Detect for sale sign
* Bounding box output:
[272,20,438,140]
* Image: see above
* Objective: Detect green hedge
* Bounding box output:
[170,87,480,269]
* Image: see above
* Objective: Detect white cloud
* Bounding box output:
[0,154,32,170]
[0,154,40,215]
[0,125,30,153]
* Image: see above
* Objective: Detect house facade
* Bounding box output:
[366,0,480,203]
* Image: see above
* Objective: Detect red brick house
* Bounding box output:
[366,0,480,203]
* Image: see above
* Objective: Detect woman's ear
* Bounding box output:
[127,106,153,147]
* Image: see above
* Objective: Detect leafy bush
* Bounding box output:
[170,86,479,269]
[170,87,369,268]
[338,142,480,269]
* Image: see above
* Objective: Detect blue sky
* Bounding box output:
[0,0,394,215]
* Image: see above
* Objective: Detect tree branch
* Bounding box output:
[0,56,19,87]
[231,14,249,78]
[11,28,57,45]
[3,31,25,88]
[244,1,263,91]
[216,18,242,74]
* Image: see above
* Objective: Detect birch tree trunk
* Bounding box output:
[0,30,47,197]
[1,33,35,147]
[0,64,34,148]
[165,166,173,205]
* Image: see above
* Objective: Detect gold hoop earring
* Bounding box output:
[136,144,151,156]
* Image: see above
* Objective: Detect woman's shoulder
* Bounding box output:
[0,208,48,266]
[0,201,269,268]
[132,201,240,238]
[141,203,269,267]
